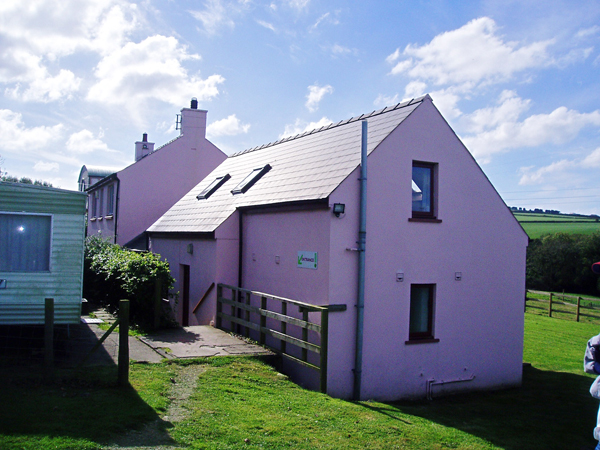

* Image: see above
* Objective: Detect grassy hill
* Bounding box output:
[512,211,600,239]
[1,313,599,449]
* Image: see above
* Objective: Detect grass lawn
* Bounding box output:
[1,314,599,449]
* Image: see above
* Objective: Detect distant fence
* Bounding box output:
[525,290,600,323]
[216,283,340,393]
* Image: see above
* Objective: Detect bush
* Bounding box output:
[83,236,176,330]
[527,232,600,295]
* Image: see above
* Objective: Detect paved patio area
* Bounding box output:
[139,325,272,359]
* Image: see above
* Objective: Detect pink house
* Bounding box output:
[148,95,529,401]
[80,99,227,249]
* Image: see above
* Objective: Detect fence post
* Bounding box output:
[216,284,223,329]
[301,308,309,363]
[118,299,130,387]
[44,298,54,368]
[260,295,267,345]
[577,297,581,322]
[320,308,329,394]
[548,293,553,318]
[280,301,287,354]
[245,291,251,337]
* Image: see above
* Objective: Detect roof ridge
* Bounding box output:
[154,134,183,152]
[230,95,429,158]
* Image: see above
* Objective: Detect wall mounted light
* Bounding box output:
[333,203,345,217]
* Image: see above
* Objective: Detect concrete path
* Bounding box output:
[80,307,271,365]
[140,326,272,359]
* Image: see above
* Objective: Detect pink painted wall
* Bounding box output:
[88,108,226,248]
[149,213,239,326]
[355,99,528,400]
[148,98,528,401]
[242,97,527,400]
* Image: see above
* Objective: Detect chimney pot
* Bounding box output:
[190,97,198,109]
[142,133,148,142]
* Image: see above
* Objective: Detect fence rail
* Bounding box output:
[216,283,330,393]
[525,289,600,322]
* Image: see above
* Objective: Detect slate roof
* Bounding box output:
[148,95,428,234]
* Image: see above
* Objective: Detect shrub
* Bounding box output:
[527,231,600,295]
[83,236,176,330]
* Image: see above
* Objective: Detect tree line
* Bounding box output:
[527,232,600,296]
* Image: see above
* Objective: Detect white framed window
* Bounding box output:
[106,184,115,216]
[0,213,52,272]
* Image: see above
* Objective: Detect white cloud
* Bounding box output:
[388,17,553,91]
[280,117,333,139]
[519,160,575,185]
[286,0,310,11]
[461,91,600,163]
[257,20,276,32]
[34,161,60,172]
[189,0,236,35]
[386,48,401,64]
[87,35,225,113]
[576,26,600,39]
[6,69,81,102]
[519,146,600,185]
[0,0,138,101]
[305,84,333,112]
[582,147,600,167]
[0,109,64,152]
[207,114,250,137]
[374,93,399,108]
[327,43,357,58]
[65,129,112,154]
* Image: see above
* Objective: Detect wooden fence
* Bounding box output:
[525,289,600,323]
[216,283,338,393]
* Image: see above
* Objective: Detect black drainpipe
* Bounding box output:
[237,210,243,289]
[114,176,120,245]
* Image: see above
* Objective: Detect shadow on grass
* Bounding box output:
[0,325,177,449]
[364,365,599,450]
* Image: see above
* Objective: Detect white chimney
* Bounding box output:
[135,133,155,162]
[179,97,207,142]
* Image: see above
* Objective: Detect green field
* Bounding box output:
[1,314,600,449]
[513,212,600,239]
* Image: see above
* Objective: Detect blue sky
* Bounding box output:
[1,0,599,214]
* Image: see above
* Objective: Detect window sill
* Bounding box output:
[408,217,442,223]
[405,338,440,345]
[98,216,103,221]
[105,215,113,220]
[90,217,97,222]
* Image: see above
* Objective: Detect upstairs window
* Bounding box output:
[0,213,52,272]
[231,164,271,195]
[197,174,231,200]
[106,184,115,215]
[412,161,436,219]
[92,191,99,217]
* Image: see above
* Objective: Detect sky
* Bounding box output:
[1,0,599,215]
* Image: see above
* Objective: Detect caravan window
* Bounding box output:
[0,213,52,272]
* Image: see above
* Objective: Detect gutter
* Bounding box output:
[353,119,368,401]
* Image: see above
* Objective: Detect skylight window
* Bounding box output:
[197,174,231,200]
[231,164,271,195]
